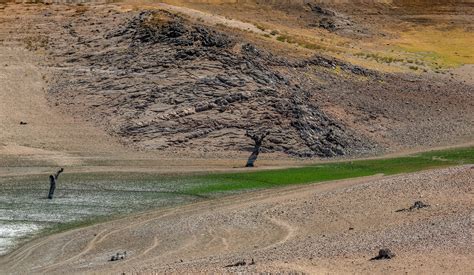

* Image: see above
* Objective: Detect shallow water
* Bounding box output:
[0,222,44,255]
[0,173,204,255]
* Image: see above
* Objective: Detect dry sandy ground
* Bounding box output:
[1,166,472,274]
[0,45,122,157]
[0,45,135,175]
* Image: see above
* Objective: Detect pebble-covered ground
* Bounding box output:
[1,166,472,273]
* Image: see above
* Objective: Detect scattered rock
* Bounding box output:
[307,4,336,16]
[306,3,367,36]
[319,17,337,31]
[109,251,127,262]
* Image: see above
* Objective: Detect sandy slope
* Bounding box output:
[1,166,472,274]
[0,46,123,164]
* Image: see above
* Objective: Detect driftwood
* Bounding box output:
[224,258,255,268]
[48,168,64,199]
[395,201,430,212]
[245,130,269,167]
[225,260,246,267]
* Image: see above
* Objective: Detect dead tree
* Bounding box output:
[48,168,64,199]
[245,130,269,167]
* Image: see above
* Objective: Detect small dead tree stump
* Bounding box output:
[370,248,395,260]
[48,168,64,199]
[245,130,269,167]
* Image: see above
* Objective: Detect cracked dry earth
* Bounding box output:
[1,166,472,274]
[2,3,473,158]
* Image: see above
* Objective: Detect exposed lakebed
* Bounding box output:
[0,146,472,255]
[0,173,204,255]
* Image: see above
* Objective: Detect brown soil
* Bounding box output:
[0,47,123,160]
[1,166,472,274]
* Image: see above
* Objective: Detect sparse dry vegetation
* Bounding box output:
[23,35,49,51]
[73,4,88,15]
[395,27,474,68]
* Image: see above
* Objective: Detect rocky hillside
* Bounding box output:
[3,3,472,157]
[47,10,375,157]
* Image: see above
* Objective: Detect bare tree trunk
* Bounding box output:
[47,175,56,199]
[246,147,260,167]
[245,131,269,167]
[48,168,64,199]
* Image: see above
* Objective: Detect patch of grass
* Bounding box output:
[270,30,279,36]
[276,35,288,42]
[275,34,299,44]
[395,27,474,68]
[420,147,474,163]
[301,42,324,50]
[185,147,473,195]
[275,34,328,52]
[355,52,406,64]
[254,23,266,32]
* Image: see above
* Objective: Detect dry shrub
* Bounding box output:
[23,35,49,51]
[146,11,174,28]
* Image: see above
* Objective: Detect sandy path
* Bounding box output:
[1,166,472,274]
